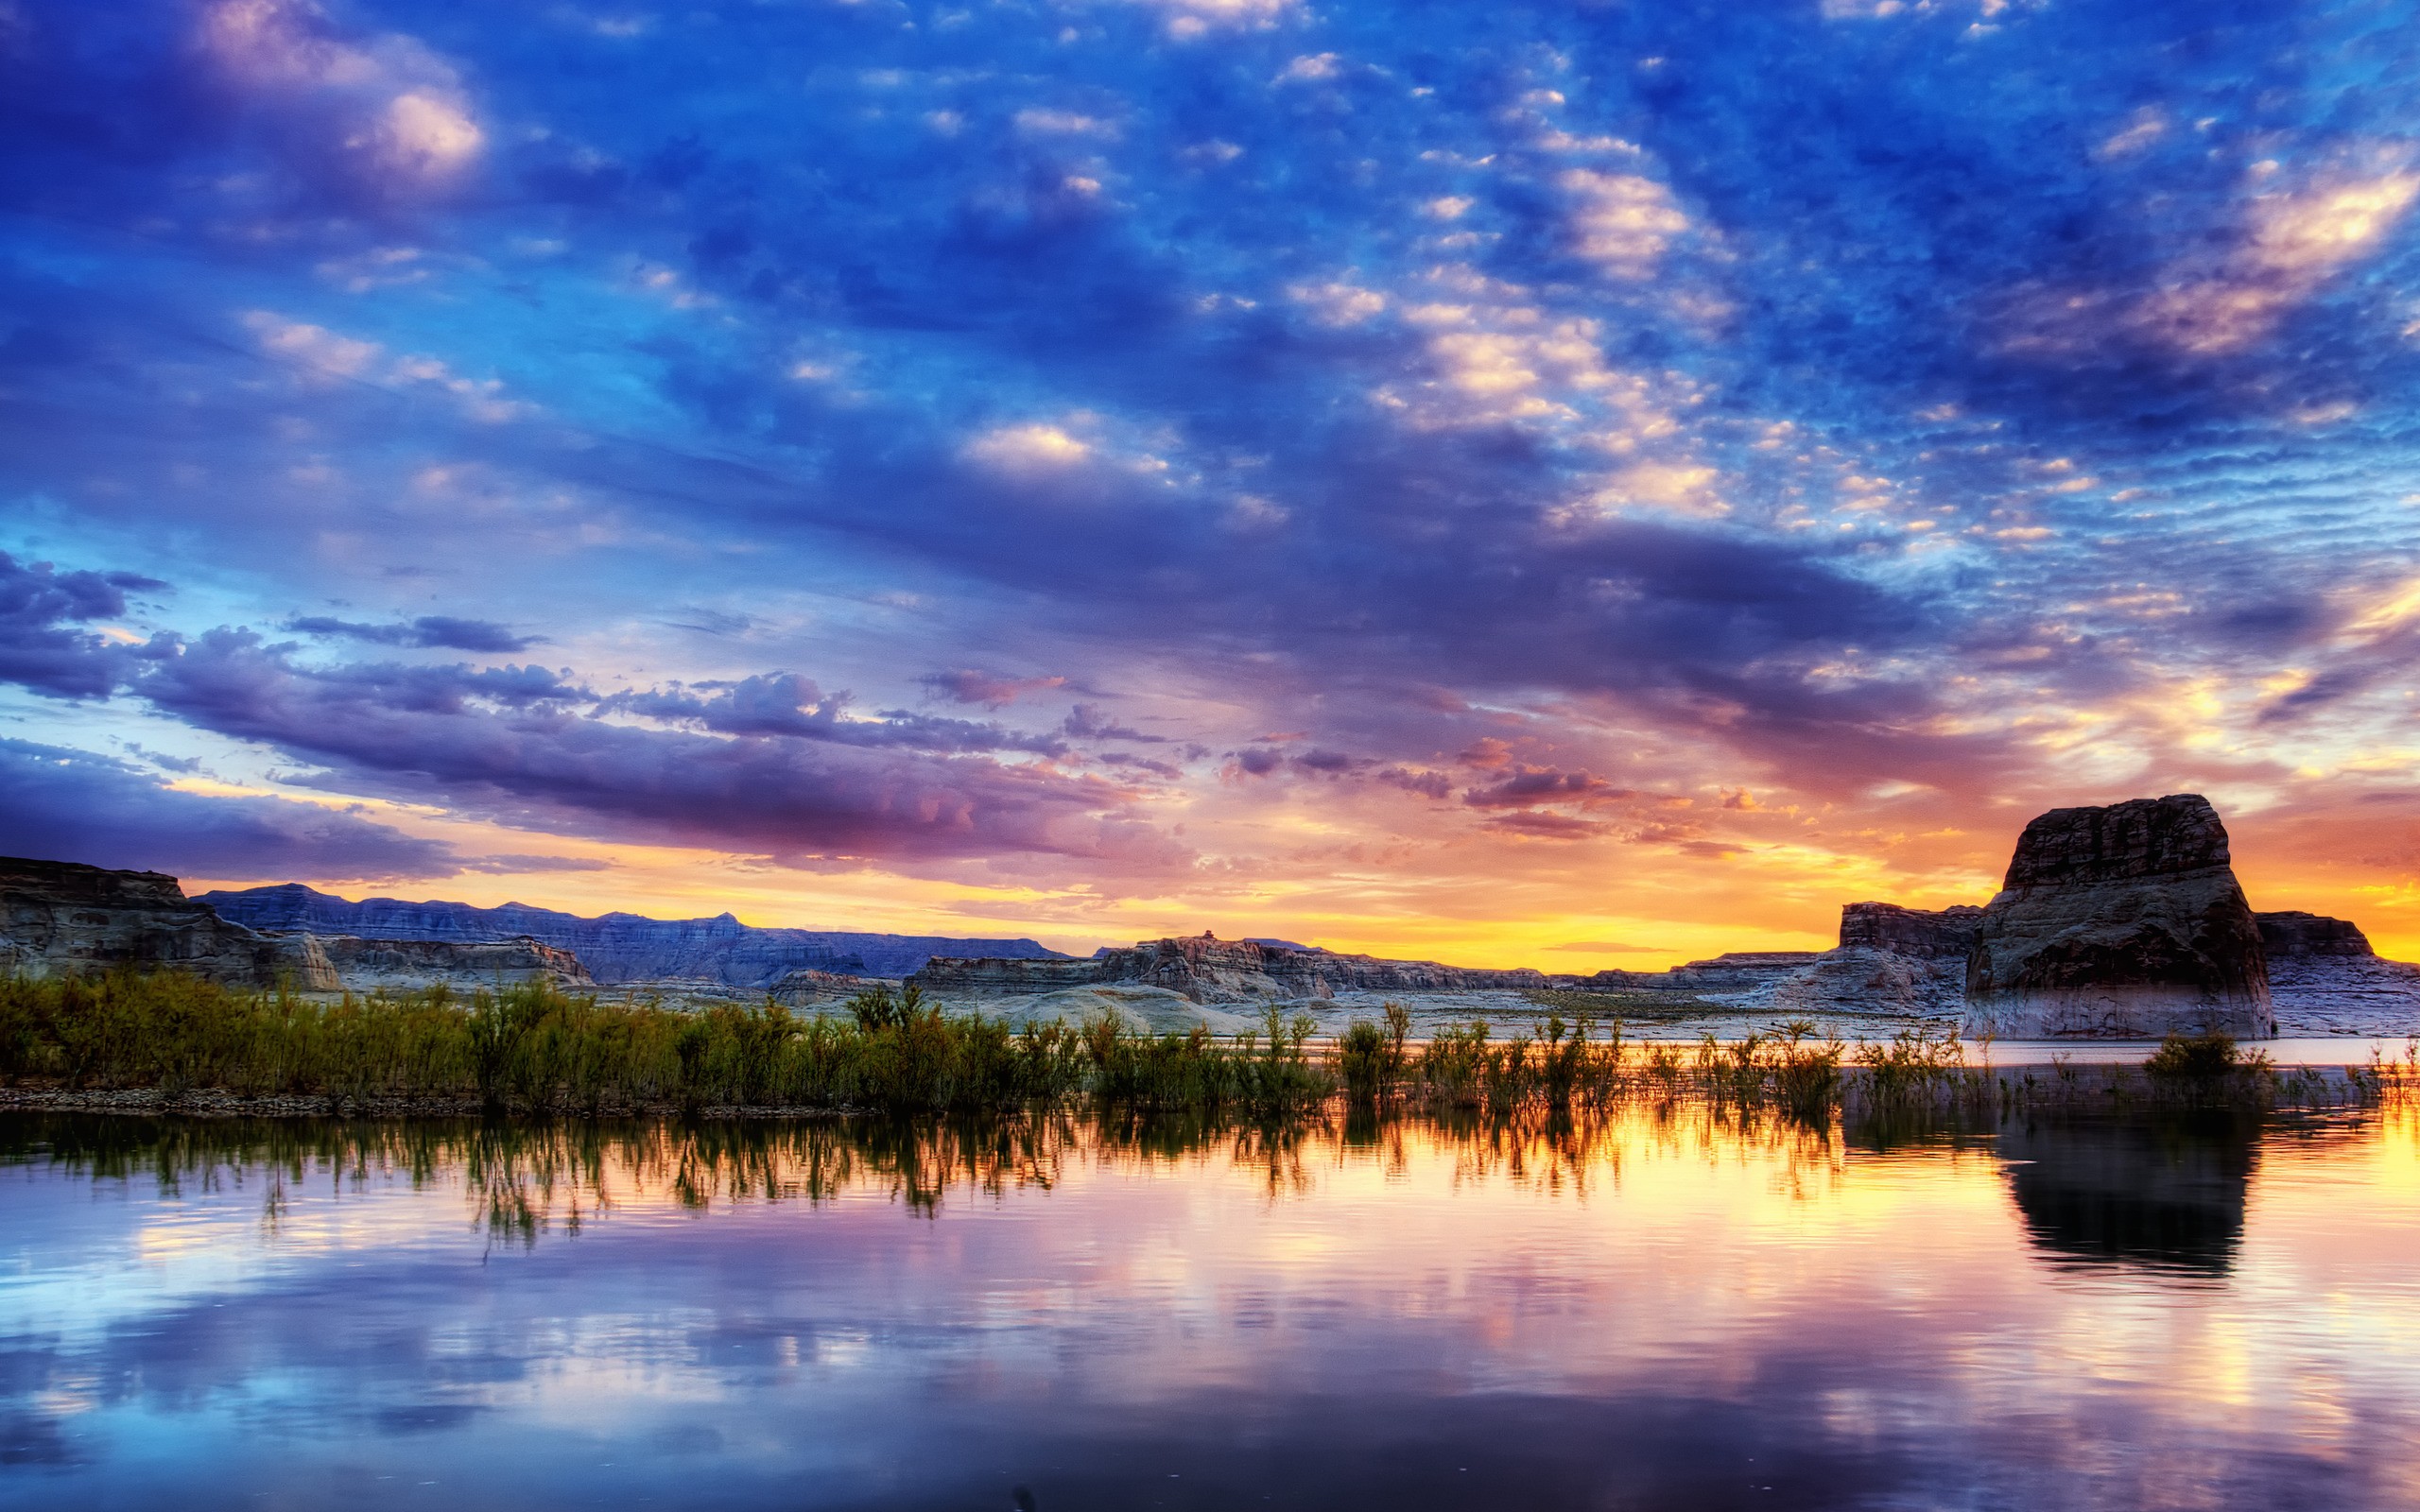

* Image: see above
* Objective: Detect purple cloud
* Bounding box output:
[288,615,544,653]
[0,738,465,881]
[922,670,1068,708]
[117,628,1180,871]
[0,550,176,699]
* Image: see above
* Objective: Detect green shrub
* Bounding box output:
[2144,1032,2239,1078]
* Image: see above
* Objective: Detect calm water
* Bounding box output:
[3,1104,2417,1511]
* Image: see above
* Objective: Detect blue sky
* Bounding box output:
[4,0,2419,961]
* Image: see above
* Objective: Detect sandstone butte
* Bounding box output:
[1960,794,2275,1039]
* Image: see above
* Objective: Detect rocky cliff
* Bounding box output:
[2256,911,2373,957]
[1839,902,1984,958]
[1963,795,2274,1039]
[0,857,336,988]
[916,933,1549,1005]
[766,969,874,1006]
[291,935,594,992]
[2247,910,2420,1034]
[199,883,1070,985]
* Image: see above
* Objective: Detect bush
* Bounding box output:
[2144,1032,2239,1078]
[1339,1021,1388,1102]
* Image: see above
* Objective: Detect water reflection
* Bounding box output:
[1,1104,1871,1240]
[0,1102,2415,1511]
[1997,1112,2258,1278]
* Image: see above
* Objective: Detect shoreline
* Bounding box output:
[2,1053,2397,1124]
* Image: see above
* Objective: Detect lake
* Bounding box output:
[3,1101,2416,1510]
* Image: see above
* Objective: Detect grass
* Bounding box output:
[0,972,1086,1116]
[0,971,2406,1122]
[0,972,1340,1117]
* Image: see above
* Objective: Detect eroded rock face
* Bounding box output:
[1839,902,1984,958]
[1564,953,1822,999]
[2256,911,2372,957]
[0,856,337,989]
[766,969,875,1006]
[290,935,594,992]
[2242,911,2420,1034]
[1964,796,2274,1039]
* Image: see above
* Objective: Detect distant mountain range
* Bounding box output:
[198,884,1071,986]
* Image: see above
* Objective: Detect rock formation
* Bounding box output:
[291,935,593,992]
[2250,910,2420,1034]
[916,933,1549,1005]
[1963,795,2274,1039]
[767,969,874,1006]
[199,883,1070,985]
[0,856,337,989]
[2256,911,2373,957]
[1838,902,1983,957]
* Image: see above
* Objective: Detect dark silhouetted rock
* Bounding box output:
[2256,911,2372,957]
[1838,902,1983,957]
[0,856,336,988]
[1963,795,2273,1039]
[199,883,1069,984]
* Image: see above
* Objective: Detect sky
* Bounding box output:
[3,0,2420,966]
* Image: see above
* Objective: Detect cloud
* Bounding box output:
[1461,767,1628,810]
[0,738,467,881]
[1062,703,1164,742]
[964,423,1092,471]
[0,551,177,699]
[2121,169,2420,357]
[606,673,1071,754]
[197,0,484,200]
[1481,812,1610,840]
[287,615,543,652]
[8,0,2420,935]
[922,669,1069,708]
[1559,169,1691,279]
[1128,0,1302,38]
[111,632,1175,870]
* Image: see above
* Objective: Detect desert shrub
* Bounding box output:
[2144,1032,2239,1079]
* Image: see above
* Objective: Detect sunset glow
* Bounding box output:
[5,1,2420,962]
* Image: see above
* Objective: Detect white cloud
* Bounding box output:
[198,0,484,191]
[371,90,482,179]
[1276,52,1341,83]
[2094,107,2167,160]
[313,245,429,292]
[245,310,380,378]
[1014,107,1116,138]
[2051,165,2420,355]
[1288,281,1388,327]
[1123,0,1301,39]
[966,424,1093,471]
[1560,170,1690,279]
